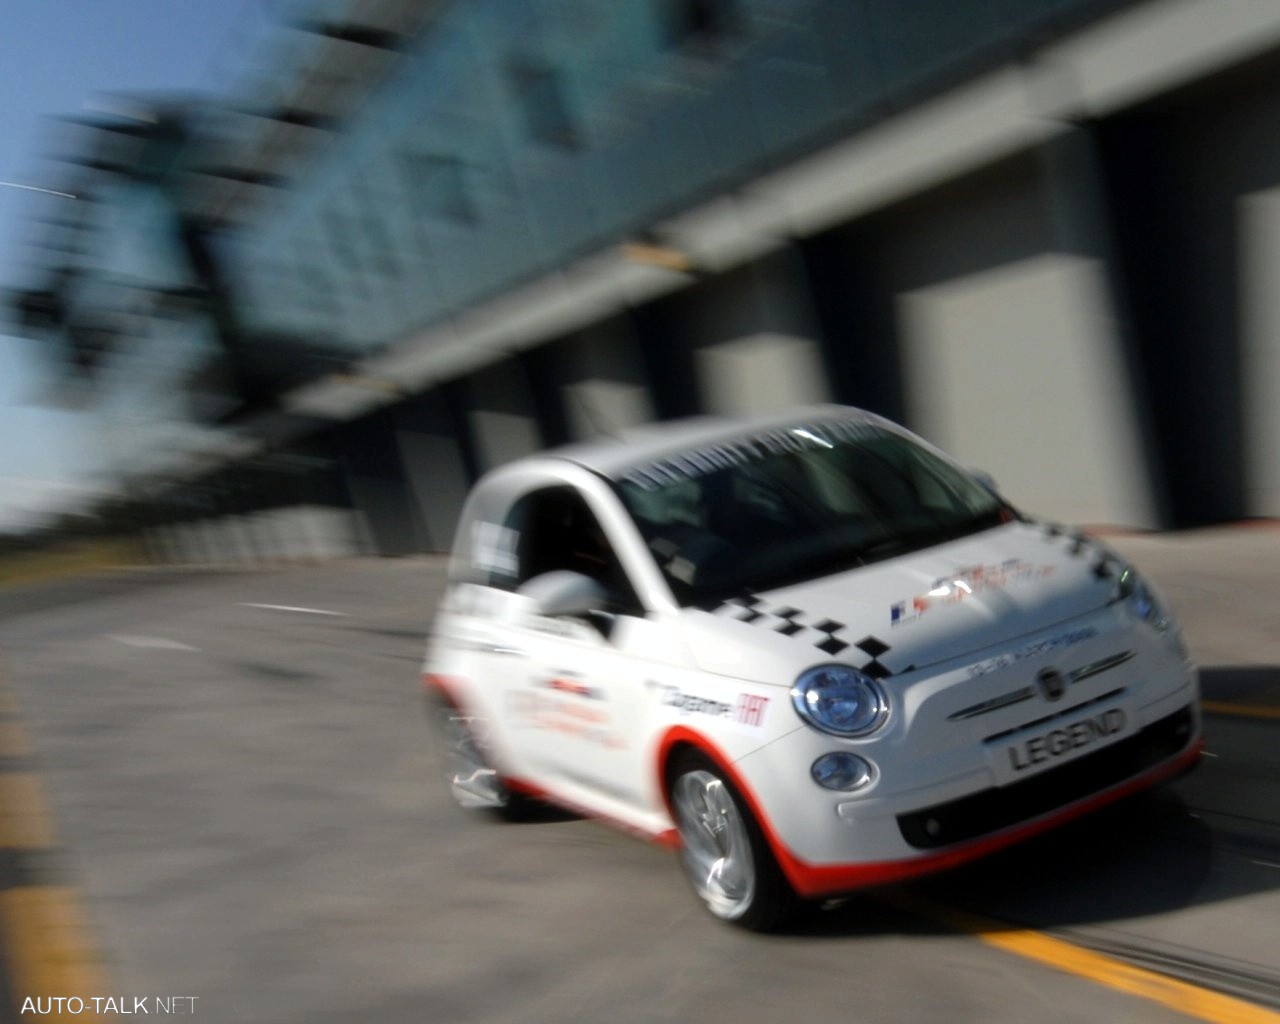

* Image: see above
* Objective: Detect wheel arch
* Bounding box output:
[422,672,464,708]
[656,726,732,811]
[655,725,805,888]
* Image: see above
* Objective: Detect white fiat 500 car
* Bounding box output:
[423,406,1201,929]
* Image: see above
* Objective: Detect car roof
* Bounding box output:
[534,403,889,479]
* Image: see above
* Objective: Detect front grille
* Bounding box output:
[947,649,1134,722]
[897,705,1196,850]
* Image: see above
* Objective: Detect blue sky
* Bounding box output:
[0,0,267,531]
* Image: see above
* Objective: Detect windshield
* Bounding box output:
[614,420,1014,606]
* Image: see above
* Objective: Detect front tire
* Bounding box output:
[669,751,797,930]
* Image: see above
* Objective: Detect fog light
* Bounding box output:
[811,752,875,792]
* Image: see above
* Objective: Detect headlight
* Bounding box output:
[1116,567,1170,632]
[791,664,889,737]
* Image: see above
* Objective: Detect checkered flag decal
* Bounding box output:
[772,607,805,636]
[1040,520,1121,584]
[852,635,892,678]
[722,595,766,623]
[716,599,897,678]
[812,618,847,654]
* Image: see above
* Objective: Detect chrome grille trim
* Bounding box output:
[948,649,1135,723]
[1069,651,1135,684]
[948,687,1035,721]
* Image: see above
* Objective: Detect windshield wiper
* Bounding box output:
[845,510,1005,564]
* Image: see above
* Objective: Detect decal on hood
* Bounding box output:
[890,559,1057,628]
[714,597,899,678]
[960,625,1100,680]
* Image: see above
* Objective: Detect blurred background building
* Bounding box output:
[6,0,1280,562]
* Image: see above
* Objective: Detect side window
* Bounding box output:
[506,486,643,615]
[466,519,522,591]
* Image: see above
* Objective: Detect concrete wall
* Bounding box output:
[396,431,471,553]
[1091,55,1280,525]
[898,254,1155,527]
[1136,60,1280,520]
[145,505,371,565]
[697,332,830,416]
[1241,187,1280,516]
[138,5,1280,543]
[466,361,544,472]
[389,387,473,552]
[558,318,655,440]
[797,150,1158,526]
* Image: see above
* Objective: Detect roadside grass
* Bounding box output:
[0,538,146,589]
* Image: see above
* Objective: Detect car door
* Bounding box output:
[497,481,681,816]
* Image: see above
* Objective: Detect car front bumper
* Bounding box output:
[729,610,1201,899]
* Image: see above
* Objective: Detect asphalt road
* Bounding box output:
[0,529,1277,1023]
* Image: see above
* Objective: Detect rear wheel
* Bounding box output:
[429,696,528,821]
[669,751,797,930]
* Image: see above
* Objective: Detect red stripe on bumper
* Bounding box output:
[656,726,1203,900]
[776,738,1204,898]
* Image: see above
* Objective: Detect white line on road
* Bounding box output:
[237,603,349,617]
[104,634,200,651]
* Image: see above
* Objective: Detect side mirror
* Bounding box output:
[971,469,1000,495]
[518,571,609,618]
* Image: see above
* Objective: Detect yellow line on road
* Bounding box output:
[0,774,58,850]
[1202,701,1280,721]
[0,671,116,1018]
[0,722,32,758]
[884,892,1280,1024]
[0,888,116,1020]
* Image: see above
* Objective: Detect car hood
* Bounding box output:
[677,521,1122,684]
